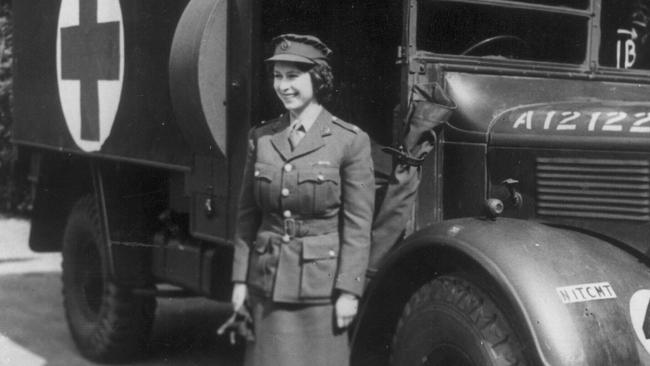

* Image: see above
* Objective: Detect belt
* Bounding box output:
[261,213,339,239]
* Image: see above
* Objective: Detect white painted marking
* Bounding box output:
[556,282,616,304]
[56,0,124,152]
[630,289,650,354]
[447,225,461,236]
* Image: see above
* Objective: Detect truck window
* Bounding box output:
[599,0,650,70]
[417,0,589,64]
[505,0,589,9]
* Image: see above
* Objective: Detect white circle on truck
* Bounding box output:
[630,289,650,354]
[56,0,124,152]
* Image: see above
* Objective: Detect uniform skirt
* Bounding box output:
[244,294,350,366]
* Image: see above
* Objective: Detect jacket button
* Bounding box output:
[317,174,324,181]
[254,170,260,177]
[284,164,293,172]
[282,234,291,243]
[283,210,292,218]
[328,250,336,257]
[281,188,290,197]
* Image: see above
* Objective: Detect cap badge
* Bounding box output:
[280,40,291,51]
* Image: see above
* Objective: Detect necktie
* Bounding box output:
[289,123,304,150]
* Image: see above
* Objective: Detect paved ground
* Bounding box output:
[0,216,244,366]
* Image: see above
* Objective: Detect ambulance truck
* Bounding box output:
[13,0,650,364]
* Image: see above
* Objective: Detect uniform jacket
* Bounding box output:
[232,108,375,304]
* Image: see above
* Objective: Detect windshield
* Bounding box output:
[599,0,650,70]
[417,1,589,64]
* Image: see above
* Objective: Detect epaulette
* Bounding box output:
[331,116,360,134]
[254,114,283,130]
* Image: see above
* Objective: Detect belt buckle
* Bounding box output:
[284,218,296,238]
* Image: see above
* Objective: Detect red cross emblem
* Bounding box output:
[56,0,124,152]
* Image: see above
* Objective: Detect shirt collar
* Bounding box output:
[289,104,323,132]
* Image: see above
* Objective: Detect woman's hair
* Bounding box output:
[299,62,334,104]
[269,62,334,104]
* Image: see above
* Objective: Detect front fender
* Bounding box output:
[365,217,650,365]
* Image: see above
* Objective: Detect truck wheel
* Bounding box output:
[391,275,528,366]
[62,195,155,362]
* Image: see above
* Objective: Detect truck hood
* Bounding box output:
[489,101,650,152]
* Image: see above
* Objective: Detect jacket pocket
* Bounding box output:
[299,232,339,299]
[247,231,279,296]
[297,167,340,214]
[253,163,276,210]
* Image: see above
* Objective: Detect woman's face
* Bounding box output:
[273,62,316,113]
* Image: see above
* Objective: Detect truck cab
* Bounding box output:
[357,1,650,365]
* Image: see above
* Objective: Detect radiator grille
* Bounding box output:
[536,157,650,221]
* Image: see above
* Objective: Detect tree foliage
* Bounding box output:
[0,1,15,212]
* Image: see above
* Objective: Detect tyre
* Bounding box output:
[62,195,156,362]
[391,275,529,366]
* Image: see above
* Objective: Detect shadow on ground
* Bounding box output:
[0,268,244,366]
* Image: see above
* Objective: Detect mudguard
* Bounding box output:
[370,217,650,365]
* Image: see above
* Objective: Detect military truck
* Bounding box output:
[13,0,650,364]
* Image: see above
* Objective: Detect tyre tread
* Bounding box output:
[62,195,155,363]
[391,275,527,366]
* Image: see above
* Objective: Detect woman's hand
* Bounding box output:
[231,283,248,311]
[335,292,359,328]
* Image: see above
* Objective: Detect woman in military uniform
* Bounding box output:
[230,34,375,366]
